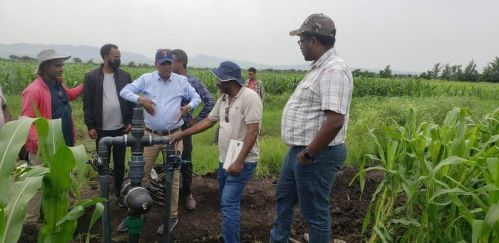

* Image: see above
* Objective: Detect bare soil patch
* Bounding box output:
[19,166,382,242]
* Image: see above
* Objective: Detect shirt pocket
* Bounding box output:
[297,81,316,99]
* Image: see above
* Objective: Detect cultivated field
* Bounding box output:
[1,60,498,242]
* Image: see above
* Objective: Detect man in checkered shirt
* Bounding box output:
[270,13,354,243]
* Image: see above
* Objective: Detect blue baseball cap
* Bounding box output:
[211,61,244,86]
[155,49,174,64]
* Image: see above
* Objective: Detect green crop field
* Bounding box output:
[1,59,498,242]
[1,59,498,178]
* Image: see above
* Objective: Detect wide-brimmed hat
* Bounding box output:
[36,49,71,74]
[289,13,336,37]
[210,61,244,86]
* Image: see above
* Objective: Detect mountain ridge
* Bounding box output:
[0,43,310,70]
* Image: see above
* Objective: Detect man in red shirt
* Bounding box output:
[22,49,83,223]
[245,67,265,103]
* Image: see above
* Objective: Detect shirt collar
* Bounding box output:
[42,77,60,88]
[310,47,337,69]
[155,71,172,82]
[222,87,245,102]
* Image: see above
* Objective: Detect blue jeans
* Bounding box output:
[270,144,346,243]
[218,162,257,243]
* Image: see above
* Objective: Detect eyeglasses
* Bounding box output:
[297,38,309,45]
[224,106,229,123]
[57,89,68,105]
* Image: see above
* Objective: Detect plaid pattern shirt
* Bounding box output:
[281,48,353,146]
[182,74,215,123]
[245,79,265,103]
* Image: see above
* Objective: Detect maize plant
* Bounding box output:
[357,107,499,242]
[0,117,103,243]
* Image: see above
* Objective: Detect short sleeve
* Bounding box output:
[242,91,263,124]
[319,68,352,115]
[208,96,223,122]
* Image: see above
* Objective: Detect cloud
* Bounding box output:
[1,0,497,72]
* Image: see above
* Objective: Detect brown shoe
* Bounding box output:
[185,194,196,210]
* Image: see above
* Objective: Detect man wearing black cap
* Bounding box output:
[119,49,201,233]
[270,14,354,243]
[170,61,263,243]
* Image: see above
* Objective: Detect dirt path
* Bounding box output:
[20,166,382,242]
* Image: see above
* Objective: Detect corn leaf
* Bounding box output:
[0,177,43,243]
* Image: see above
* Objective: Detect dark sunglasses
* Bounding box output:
[224,106,229,123]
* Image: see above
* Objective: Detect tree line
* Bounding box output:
[3,55,152,68]
[354,57,499,83]
[3,55,499,83]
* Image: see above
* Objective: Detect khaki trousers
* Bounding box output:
[143,131,183,218]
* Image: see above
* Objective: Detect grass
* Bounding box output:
[6,92,499,178]
[2,60,498,178]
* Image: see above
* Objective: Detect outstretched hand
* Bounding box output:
[169,131,184,144]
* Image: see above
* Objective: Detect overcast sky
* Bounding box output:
[1,0,498,72]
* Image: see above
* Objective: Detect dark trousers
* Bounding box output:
[96,127,126,196]
[181,125,193,196]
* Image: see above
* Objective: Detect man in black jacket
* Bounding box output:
[83,44,134,205]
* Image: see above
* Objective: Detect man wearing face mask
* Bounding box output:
[83,43,134,205]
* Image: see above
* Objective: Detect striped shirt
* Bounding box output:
[281,48,353,146]
[181,74,214,123]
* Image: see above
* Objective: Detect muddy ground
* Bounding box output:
[20,166,382,243]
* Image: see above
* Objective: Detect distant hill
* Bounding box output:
[188,54,309,70]
[0,43,153,65]
[0,43,310,70]
[1,43,419,73]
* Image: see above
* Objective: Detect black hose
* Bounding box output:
[97,136,126,243]
[96,104,173,243]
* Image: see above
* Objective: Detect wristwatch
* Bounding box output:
[303,150,314,160]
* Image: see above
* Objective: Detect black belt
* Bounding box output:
[145,127,181,136]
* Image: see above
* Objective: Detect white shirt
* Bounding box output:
[102,73,124,130]
[208,87,263,163]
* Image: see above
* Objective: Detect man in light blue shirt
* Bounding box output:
[119,49,201,233]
